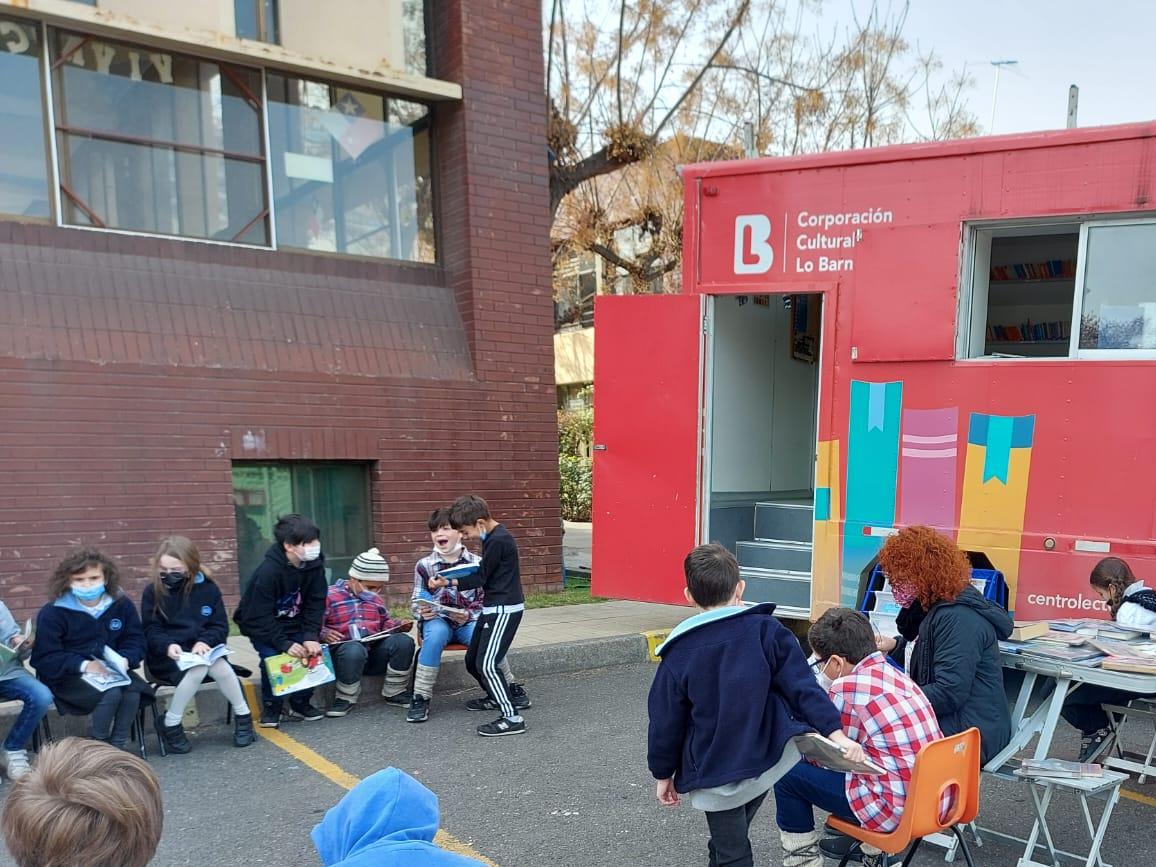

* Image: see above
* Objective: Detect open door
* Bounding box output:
[591,293,704,606]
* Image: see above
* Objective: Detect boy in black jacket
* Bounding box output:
[433,495,530,737]
[648,544,864,867]
[233,514,328,728]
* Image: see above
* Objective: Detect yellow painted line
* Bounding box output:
[1121,788,1156,808]
[241,682,497,865]
[643,629,670,662]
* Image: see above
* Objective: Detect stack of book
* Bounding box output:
[986,321,1069,342]
[1088,638,1156,674]
[989,259,1076,281]
[1014,759,1103,780]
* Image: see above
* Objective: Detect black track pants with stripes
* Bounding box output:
[465,606,523,720]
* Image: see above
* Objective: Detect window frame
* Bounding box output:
[957,214,1156,363]
[1069,217,1156,361]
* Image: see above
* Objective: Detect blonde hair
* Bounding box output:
[1,738,163,867]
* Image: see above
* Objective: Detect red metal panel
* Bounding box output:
[591,294,702,606]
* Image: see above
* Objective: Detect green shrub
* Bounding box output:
[558,407,593,457]
[559,455,592,521]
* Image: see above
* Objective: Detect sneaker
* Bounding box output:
[465,686,532,712]
[820,833,863,862]
[407,695,430,723]
[326,699,355,718]
[259,705,281,728]
[383,690,414,708]
[1079,727,1114,762]
[286,702,324,722]
[160,721,192,755]
[477,716,526,737]
[861,851,891,867]
[4,749,30,781]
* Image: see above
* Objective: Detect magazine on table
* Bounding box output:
[0,620,34,665]
[1018,643,1104,664]
[264,646,335,697]
[792,733,885,776]
[82,646,132,692]
[175,644,233,671]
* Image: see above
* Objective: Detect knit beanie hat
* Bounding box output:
[349,548,390,583]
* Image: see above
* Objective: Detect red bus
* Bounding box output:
[592,122,1156,621]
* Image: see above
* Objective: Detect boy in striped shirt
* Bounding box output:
[775,608,946,867]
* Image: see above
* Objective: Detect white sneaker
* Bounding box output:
[5,749,31,781]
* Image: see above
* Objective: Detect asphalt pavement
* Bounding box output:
[1,663,1155,866]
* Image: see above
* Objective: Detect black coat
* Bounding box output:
[141,578,229,684]
[907,586,1013,765]
[233,544,327,652]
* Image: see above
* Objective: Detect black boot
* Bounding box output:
[160,721,192,755]
[233,712,256,748]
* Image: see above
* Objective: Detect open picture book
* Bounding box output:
[342,621,413,643]
[264,646,335,697]
[413,597,469,619]
[82,645,132,692]
[175,644,233,671]
[0,620,34,666]
[792,732,885,775]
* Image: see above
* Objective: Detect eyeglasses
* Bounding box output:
[809,657,829,675]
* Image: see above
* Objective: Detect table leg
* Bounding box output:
[1078,787,1120,867]
[988,675,1074,771]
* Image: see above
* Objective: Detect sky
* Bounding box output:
[874,0,1156,135]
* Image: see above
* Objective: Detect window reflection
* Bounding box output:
[0,17,51,219]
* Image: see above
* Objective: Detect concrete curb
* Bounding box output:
[5,633,659,739]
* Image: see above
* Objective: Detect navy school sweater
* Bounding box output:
[647,603,843,793]
[233,543,328,652]
[32,593,146,690]
[452,524,524,608]
[141,575,229,664]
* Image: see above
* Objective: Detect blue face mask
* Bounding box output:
[72,582,105,602]
[479,529,488,541]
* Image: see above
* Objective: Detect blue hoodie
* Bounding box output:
[312,768,488,867]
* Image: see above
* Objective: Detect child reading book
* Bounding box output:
[1062,557,1156,761]
[407,508,528,723]
[433,495,529,737]
[0,600,51,780]
[140,536,254,752]
[648,544,864,867]
[775,607,945,867]
[32,548,153,751]
[233,514,329,728]
[319,547,415,717]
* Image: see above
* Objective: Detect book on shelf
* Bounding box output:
[791,733,885,776]
[989,259,1076,282]
[1009,621,1049,641]
[1015,758,1103,780]
[175,644,233,671]
[986,320,1069,343]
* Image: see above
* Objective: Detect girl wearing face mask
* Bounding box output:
[141,536,255,753]
[32,548,153,751]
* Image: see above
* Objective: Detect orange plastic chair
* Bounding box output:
[826,727,981,867]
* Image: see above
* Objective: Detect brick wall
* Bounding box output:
[0,0,560,620]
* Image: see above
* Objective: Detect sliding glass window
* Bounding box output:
[0,17,51,219]
[50,31,269,244]
[267,73,435,263]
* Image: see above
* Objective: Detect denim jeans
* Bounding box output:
[331,634,415,684]
[251,634,312,710]
[418,617,476,667]
[0,674,53,751]
[773,760,856,833]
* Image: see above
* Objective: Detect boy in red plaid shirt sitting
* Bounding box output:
[775,608,945,867]
[320,548,415,717]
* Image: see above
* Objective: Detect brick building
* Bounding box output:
[0,0,560,618]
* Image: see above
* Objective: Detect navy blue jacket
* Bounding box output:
[647,603,842,793]
[32,593,146,690]
[233,543,327,651]
[141,576,229,669]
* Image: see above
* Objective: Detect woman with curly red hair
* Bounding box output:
[875,526,1013,765]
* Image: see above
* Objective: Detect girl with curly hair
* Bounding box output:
[874,526,1013,765]
[32,548,153,750]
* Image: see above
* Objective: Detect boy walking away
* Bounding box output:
[234,514,328,728]
[408,508,528,723]
[777,608,945,867]
[320,547,415,717]
[432,495,528,737]
[648,544,864,867]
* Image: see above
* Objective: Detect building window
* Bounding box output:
[402,0,429,77]
[267,72,435,262]
[235,0,279,45]
[960,218,1156,360]
[232,463,372,589]
[0,17,51,219]
[50,30,269,244]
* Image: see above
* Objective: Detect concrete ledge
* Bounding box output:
[2,633,654,737]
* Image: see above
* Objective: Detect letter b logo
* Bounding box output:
[734,215,774,274]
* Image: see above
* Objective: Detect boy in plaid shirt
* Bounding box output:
[775,608,945,867]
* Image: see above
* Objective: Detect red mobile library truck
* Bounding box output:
[591,122,1156,621]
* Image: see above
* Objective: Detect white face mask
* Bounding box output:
[299,543,322,562]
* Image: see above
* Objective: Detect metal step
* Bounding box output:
[737,540,813,574]
[742,568,812,611]
[754,502,814,544]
